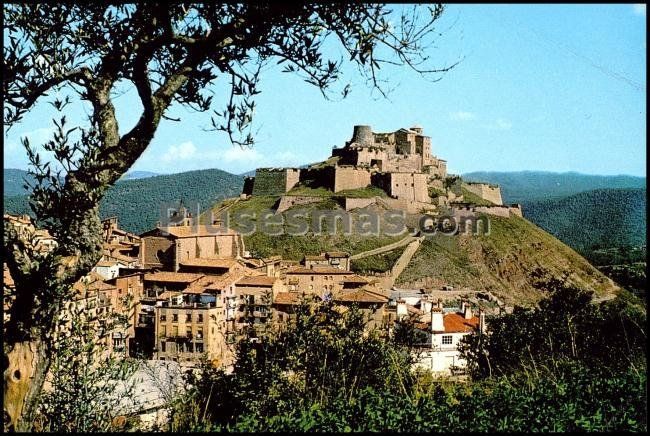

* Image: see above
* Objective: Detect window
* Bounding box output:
[186,326,192,337]
[442,335,453,345]
[197,313,203,323]
[186,313,192,322]
[196,343,204,353]
[197,328,203,339]
[172,313,178,322]
[161,341,166,352]
[160,314,166,321]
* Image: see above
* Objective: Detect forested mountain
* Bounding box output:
[462,171,645,204]
[523,188,646,255]
[3,168,243,234]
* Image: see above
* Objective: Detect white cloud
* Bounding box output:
[633,4,646,16]
[495,118,512,130]
[449,111,476,121]
[482,118,513,131]
[161,141,197,162]
[222,145,263,163]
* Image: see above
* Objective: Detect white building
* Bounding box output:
[412,300,485,375]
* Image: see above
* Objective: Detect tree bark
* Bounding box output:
[3,340,49,432]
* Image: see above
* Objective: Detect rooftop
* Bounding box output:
[287,266,352,275]
[236,275,277,287]
[153,225,239,238]
[179,258,240,269]
[334,289,389,304]
[144,271,205,284]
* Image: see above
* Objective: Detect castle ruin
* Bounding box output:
[243,125,504,212]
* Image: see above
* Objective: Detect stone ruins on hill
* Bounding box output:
[242,124,522,217]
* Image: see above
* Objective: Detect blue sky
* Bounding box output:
[3,4,647,177]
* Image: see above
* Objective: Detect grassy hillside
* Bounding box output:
[397,214,620,306]
[523,188,646,255]
[462,171,645,204]
[3,168,243,234]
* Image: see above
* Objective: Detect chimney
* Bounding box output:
[464,302,473,320]
[437,298,443,309]
[420,297,432,314]
[479,309,486,334]
[431,307,444,332]
[396,299,407,319]
[460,300,466,313]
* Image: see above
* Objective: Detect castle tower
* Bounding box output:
[351,125,374,147]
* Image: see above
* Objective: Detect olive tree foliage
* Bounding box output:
[2,2,454,430]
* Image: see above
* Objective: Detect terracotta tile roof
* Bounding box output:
[106,252,138,263]
[407,304,423,315]
[156,225,239,238]
[341,274,369,284]
[183,271,247,294]
[158,290,182,300]
[287,266,351,275]
[144,271,204,284]
[443,312,479,333]
[236,275,277,287]
[179,258,239,269]
[334,289,389,304]
[273,292,305,305]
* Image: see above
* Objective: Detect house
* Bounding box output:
[139,224,244,271]
[233,276,285,338]
[412,300,485,375]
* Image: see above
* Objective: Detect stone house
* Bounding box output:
[139,225,244,271]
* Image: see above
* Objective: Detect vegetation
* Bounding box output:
[351,246,407,274]
[460,186,494,206]
[3,3,454,429]
[168,287,646,432]
[398,215,619,306]
[523,188,646,258]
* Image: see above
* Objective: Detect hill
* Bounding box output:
[207,195,620,306]
[462,171,645,204]
[396,214,620,306]
[3,168,37,196]
[120,170,160,180]
[3,168,243,234]
[522,188,646,254]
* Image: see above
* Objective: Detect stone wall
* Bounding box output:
[252,168,301,196]
[141,236,174,269]
[333,166,371,192]
[464,182,503,205]
[474,205,510,218]
[242,176,255,196]
[343,197,377,210]
[276,195,325,213]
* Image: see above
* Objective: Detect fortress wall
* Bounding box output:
[388,172,430,203]
[384,154,422,173]
[343,197,377,211]
[276,195,325,213]
[333,167,371,192]
[242,176,255,196]
[474,206,511,218]
[299,166,336,191]
[464,182,503,205]
[509,205,523,217]
[285,169,301,192]
[356,148,387,168]
[253,169,290,196]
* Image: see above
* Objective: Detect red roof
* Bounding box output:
[334,289,389,304]
[443,312,479,333]
[144,271,204,284]
[273,292,306,305]
[236,276,277,287]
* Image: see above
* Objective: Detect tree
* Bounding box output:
[2,3,455,430]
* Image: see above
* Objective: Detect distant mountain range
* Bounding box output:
[4,168,243,234]
[4,168,646,258]
[462,171,645,204]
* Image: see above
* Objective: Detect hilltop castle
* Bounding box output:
[243,125,506,213]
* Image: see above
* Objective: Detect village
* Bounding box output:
[3,125,515,383]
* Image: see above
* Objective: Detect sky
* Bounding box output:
[3,4,647,177]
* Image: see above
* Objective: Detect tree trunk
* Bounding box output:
[3,339,50,432]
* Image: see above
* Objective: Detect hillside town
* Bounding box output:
[3,126,509,379]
